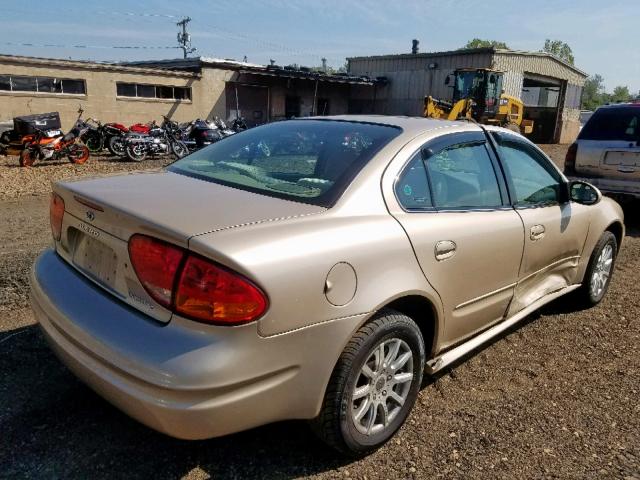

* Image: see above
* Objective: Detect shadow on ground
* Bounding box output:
[0,325,351,479]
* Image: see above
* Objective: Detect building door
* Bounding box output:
[285,95,301,118]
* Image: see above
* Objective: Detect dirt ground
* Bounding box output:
[1,147,639,479]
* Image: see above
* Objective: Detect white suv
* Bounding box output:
[566,103,640,199]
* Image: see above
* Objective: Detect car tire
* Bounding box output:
[577,231,617,306]
[311,309,425,455]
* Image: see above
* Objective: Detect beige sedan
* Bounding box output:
[30,116,624,454]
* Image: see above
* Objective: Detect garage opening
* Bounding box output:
[225,83,269,127]
[521,73,563,143]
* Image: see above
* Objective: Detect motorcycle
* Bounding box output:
[19,108,91,167]
[212,117,236,137]
[79,117,107,153]
[231,117,248,133]
[183,118,224,150]
[1,111,62,156]
[105,122,152,157]
[124,119,188,162]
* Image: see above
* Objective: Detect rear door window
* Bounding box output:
[579,107,640,141]
[426,142,503,209]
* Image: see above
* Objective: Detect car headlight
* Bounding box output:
[499,98,509,106]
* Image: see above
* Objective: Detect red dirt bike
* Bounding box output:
[19,108,92,167]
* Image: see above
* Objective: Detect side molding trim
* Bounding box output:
[426,284,581,374]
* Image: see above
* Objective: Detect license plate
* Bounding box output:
[604,151,640,167]
[72,234,118,289]
[46,130,62,137]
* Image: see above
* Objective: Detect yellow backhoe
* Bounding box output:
[424,68,533,135]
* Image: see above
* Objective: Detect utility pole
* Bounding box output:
[176,17,196,59]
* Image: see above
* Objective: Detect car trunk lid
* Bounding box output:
[53,170,325,323]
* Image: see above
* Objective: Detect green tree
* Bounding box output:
[461,38,509,50]
[610,85,631,103]
[581,74,605,110]
[543,39,575,65]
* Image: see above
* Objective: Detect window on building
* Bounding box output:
[0,76,11,91]
[116,83,136,97]
[11,76,38,92]
[0,74,86,94]
[116,82,192,101]
[61,79,86,95]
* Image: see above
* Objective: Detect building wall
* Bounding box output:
[0,58,234,130]
[348,52,493,116]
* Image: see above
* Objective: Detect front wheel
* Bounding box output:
[171,140,189,159]
[311,310,425,455]
[576,231,617,306]
[126,143,147,162]
[107,135,126,157]
[83,132,103,152]
[68,144,90,164]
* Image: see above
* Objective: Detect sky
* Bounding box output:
[1,0,638,93]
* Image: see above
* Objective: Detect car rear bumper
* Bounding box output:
[571,175,640,198]
[30,249,366,439]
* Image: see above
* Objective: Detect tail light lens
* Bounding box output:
[565,143,578,174]
[128,235,185,308]
[176,256,267,324]
[128,234,267,325]
[49,193,65,241]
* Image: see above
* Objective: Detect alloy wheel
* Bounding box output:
[351,338,414,436]
[590,243,613,298]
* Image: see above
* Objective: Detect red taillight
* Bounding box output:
[565,143,578,174]
[128,234,267,325]
[128,235,185,308]
[49,193,65,241]
[175,255,267,324]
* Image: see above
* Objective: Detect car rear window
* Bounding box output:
[579,106,640,141]
[168,119,401,207]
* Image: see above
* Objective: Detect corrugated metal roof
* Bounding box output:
[0,54,199,77]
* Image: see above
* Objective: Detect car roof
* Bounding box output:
[596,103,640,110]
[301,115,472,136]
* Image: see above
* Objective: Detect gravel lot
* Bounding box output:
[0,147,639,479]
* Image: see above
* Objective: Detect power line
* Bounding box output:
[0,7,346,67]
[2,41,180,51]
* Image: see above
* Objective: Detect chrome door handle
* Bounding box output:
[530,224,546,241]
[434,240,457,261]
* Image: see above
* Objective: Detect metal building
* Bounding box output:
[348,47,588,143]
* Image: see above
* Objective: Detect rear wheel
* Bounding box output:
[19,148,36,167]
[107,135,126,157]
[126,143,147,162]
[68,144,90,164]
[311,310,425,455]
[576,231,617,306]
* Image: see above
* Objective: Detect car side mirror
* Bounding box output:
[569,180,601,205]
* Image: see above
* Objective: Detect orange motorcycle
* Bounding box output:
[20,108,91,167]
